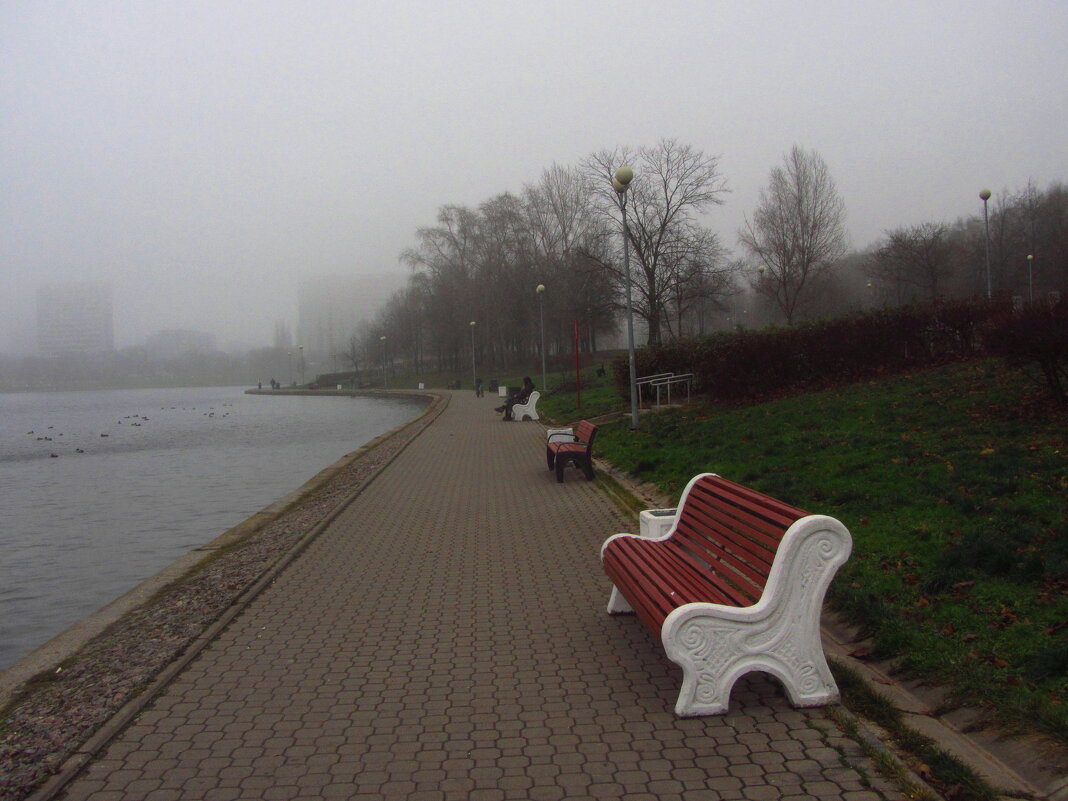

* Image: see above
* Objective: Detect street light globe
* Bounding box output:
[612,178,626,194]
[979,189,991,201]
[614,166,634,187]
[380,335,386,341]
[470,320,476,326]
[1027,254,1034,262]
[536,284,545,294]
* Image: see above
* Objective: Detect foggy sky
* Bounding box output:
[2,1,1066,353]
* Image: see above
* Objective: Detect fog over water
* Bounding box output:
[0,386,423,671]
[2,1,1066,352]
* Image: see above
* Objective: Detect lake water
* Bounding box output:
[0,386,423,672]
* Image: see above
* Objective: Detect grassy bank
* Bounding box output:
[543,359,1067,743]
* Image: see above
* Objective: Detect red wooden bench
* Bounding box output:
[545,420,597,483]
[600,473,852,716]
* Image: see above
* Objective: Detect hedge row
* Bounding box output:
[986,297,1068,406]
[613,298,1048,405]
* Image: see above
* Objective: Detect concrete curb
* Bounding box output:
[822,623,1067,800]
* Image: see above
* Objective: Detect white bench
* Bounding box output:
[510,390,540,421]
[600,473,852,716]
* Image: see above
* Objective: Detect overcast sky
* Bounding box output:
[2,1,1065,352]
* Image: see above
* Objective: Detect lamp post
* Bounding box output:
[469,320,477,392]
[379,336,387,389]
[1027,254,1034,302]
[613,166,639,429]
[980,189,992,299]
[536,285,547,393]
[298,345,304,386]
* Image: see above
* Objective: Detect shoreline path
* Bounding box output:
[48,389,905,801]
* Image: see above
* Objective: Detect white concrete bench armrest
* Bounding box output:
[660,514,852,716]
[511,391,540,421]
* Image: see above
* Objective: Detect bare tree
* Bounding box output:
[990,181,1068,299]
[584,139,731,345]
[869,222,955,301]
[341,333,363,386]
[524,165,619,355]
[662,227,736,339]
[401,205,483,371]
[525,163,597,256]
[739,146,847,324]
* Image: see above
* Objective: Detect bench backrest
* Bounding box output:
[575,420,597,446]
[669,473,806,607]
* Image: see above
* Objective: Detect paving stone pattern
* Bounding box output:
[58,392,906,800]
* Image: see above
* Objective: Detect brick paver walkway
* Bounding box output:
[58,391,906,800]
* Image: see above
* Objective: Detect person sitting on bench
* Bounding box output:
[496,376,535,421]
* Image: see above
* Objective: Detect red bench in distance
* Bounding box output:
[545,420,597,483]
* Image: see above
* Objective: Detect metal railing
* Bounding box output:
[651,373,693,407]
[635,372,675,407]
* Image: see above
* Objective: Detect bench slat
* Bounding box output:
[607,539,742,606]
[673,517,778,594]
[687,478,802,540]
[706,479,805,526]
[604,474,809,631]
[575,420,596,442]
[666,535,768,605]
[675,505,778,571]
[671,514,778,596]
[604,550,687,633]
[665,478,807,599]
[550,442,587,455]
[603,538,751,633]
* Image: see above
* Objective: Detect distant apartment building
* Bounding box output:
[297,273,406,363]
[36,282,115,357]
[144,329,217,361]
[272,319,293,350]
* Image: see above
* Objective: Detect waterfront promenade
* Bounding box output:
[50,389,909,800]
